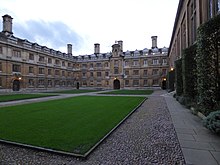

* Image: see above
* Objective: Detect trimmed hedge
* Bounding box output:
[167,70,175,91]
[175,59,183,96]
[196,14,220,115]
[182,44,197,102]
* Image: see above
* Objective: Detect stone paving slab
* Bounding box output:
[211,142,220,151]
[211,151,220,164]
[193,128,214,135]
[179,140,215,150]
[177,133,196,141]
[193,134,220,143]
[175,128,196,134]
[182,148,218,165]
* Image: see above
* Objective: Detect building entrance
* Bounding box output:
[76,82,80,89]
[162,79,167,90]
[13,80,20,91]
[113,79,120,89]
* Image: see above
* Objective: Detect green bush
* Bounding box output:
[178,96,185,105]
[196,14,220,115]
[182,44,197,101]
[168,70,175,91]
[175,59,183,96]
[203,110,220,134]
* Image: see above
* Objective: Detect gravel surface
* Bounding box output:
[0,91,185,164]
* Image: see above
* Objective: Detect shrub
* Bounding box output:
[168,70,175,91]
[178,96,185,105]
[182,44,197,102]
[184,97,194,109]
[196,14,220,115]
[175,59,183,96]
[203,110,220,134]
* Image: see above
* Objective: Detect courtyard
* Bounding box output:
[0,89,219,164]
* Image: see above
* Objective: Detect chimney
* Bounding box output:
[2,14,13,35]
[94,43,100,54]
[67,44,72,54]
[151,36,158,48]
[117,40,123,52]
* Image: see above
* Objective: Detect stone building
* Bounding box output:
[0,14,169,91]
[168,0,220,70]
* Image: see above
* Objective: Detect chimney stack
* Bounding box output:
[67,44,72,54]
[117,40,123,52]
[151,36,158,49]
[2,14,13,35]
[94,43,100,54]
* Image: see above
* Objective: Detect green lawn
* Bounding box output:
[100,89,154,95]
[0,94,57,102]
[0,96,145,155]
[46,89,100,94]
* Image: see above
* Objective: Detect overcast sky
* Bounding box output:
[0,0,179,55]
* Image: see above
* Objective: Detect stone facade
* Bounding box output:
[168,0,220,70]
[0,14,169,91]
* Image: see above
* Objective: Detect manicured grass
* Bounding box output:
[100,89,154,95]
[0,94,58,102]
[46,89,99,94]
[0,96,145,155]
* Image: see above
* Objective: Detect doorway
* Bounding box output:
[113,79,120,89]
[13,80,20,91]
[162,79,167,90]
[76,82,80,89]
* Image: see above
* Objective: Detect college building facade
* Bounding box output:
[167,0,220,108]
[168,0,220,70]
[0,14,169,91]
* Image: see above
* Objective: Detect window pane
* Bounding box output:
[12,64,21,72]
[0,46,3,54]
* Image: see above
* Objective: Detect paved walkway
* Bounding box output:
[0,90,108,107]
[163,92,220,165]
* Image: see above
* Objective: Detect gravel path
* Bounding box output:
[0,91,185,164]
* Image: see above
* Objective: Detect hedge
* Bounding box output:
[182,44,197,102]
[196,14,220,115]
[175,59,183,96]
[167,70,175,91]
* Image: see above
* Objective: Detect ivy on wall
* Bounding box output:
[196,14,220,115]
